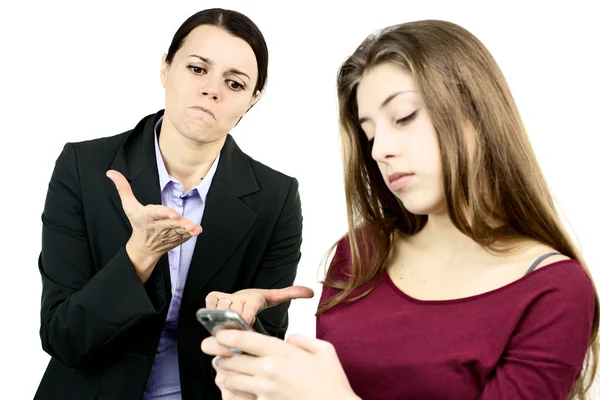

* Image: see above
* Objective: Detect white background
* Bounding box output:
[1,0,599,398]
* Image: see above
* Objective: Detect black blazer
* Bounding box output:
[34,110,303,399]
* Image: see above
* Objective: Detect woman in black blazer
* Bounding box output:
[35,8,312,400]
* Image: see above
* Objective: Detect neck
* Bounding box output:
[411,212,478,254]
[158,114,224,190]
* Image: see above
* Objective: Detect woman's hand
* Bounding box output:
[205,286,314,326]
[106,169,202,283]
[202,330,360,400]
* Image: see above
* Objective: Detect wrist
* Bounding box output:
[126,238,160,283]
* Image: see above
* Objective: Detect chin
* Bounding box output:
[396,193,445,216]
[187,129,228,146]
[183,117,214,130]
[179,119,213,137]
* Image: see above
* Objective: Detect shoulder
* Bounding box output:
[329,236,352,278]
[522,243,571,272]
[72,129,131,156]
[500,241,584,283]
[324,232,381,283]
[72,130,131,149]
[62,111,158,165]
[227,136,296,188]
[234,148,300,212]
[515,255,596,333]
[317,236,351,305]
[530,258,595,302]
[523,245,596,310]
[508,257,596,367]
[319,234,378,306]
[507,242,595,302]
[56,130,131,167]
[49,129,132,183]
[244,153,297,190]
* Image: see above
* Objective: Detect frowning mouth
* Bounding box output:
[191,106,215,119]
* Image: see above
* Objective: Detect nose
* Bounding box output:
[371,126,401,163]
[202,89,219,101]
[200,76,220,101]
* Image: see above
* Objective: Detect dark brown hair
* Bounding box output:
[165,8,268,94]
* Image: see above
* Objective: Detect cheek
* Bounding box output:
[166,75,191,105]
[223,96,251,119]
[415,129,442,175]
[426,148,443,179]
[423,145,445,202]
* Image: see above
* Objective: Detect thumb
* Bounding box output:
[106,169,142,215]
[262,286,314,308]
[239,286,314,325]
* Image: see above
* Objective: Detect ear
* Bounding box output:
[160,54,169,88]
[247,90,261,111]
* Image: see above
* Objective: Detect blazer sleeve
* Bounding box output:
[38,143,164,368]
[251,177,303,338]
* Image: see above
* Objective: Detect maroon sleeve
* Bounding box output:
[480,265,595,399]
[316,237,351,339]
[318,237,351,302]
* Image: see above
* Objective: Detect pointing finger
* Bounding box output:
[262,286,315,307]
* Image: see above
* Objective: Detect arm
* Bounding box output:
[38,143,165,367]
[479,267,595,399]
[251,178,303,338]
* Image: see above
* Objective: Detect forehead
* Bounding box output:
[178,25,258,78]
[356,63,415,114]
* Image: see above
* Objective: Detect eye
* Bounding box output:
[396,110,418,125]
[227,80,245,91]
[187,66,206,75]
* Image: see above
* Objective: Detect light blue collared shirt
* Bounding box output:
[143,116,220,399]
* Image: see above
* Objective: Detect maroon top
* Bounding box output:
[317,238,595,400]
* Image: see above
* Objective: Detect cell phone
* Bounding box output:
[196,308,253,336]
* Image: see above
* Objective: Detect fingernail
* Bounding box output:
[213,356,221,367]
[231,348,242,355]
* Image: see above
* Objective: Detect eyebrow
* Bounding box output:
[358,90,413,124]
[189,54,251,80]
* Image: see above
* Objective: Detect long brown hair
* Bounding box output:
[317,20,598,399]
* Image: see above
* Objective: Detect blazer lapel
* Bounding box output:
[106,110,171,294]
[181,135,259,313]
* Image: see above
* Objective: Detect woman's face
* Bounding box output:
[356,62,446,216]
[160,24,260,144]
